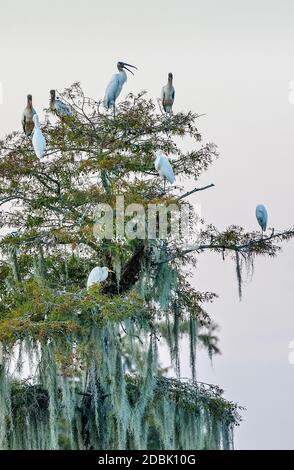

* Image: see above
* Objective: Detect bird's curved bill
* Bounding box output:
[122,62,138,75]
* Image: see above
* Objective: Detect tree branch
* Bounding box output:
[178,184,215,200]
[155,229,294,264]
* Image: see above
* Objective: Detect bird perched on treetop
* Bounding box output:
[32,114,46,159]
[255,204,268,236]
[161,73,175,114]
[103,61,137,114]
[154,151,176,184]
[50,90,73,119]
[21,94,36,137]
[87,266,113,289]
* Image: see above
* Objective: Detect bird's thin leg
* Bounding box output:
[164,177,166,193]
[113,104,116,119]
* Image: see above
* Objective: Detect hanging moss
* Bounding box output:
[0,334,240,451]
[0,87,245,450]
[153,262,178,311]
[235,251,242,300]
[189,314,198,383]
[171,302,181,378]
[0,257,239,451]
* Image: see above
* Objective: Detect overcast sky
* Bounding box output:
[1,0,294,450]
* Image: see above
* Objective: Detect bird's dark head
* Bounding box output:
[50,90,56,99]
[27,94,33,106]
[117,61,137,75]
[168,73,173,82]
[117,62,124,72]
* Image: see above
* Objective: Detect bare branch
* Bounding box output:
[178,184,215,200]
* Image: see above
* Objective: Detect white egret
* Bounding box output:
[154,151,176,185]
[103,61,137,114]
[50,90,73,119]
[256,204,268,236]
[32,114,46,159]
[21,94,36,137]
[87,266,113,289]
[161,73,175,114]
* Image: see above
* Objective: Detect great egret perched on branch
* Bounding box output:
[154,151,176,184]
[161,73,175,114]
[32,114,46,159]
[103,61,137,115]
[87,266,113,289]
[21,94,36,137]
[256,204,268,236]
[50,90,73,119]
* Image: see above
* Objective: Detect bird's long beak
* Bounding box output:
[122,62,138,75]
[108,269,114,273]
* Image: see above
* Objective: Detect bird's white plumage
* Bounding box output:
[255,204,268,232]
[104,70,127,109]
[161,73,175,113]
[87,266,110,289]
[50,91,72,118]
[161,84,175,113]
[54,98,73,117]
[154,151,176,184]
[22,102,36,136]
[32,114,46,159]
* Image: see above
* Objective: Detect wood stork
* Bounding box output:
[256,204,268,236]
[87,266,113,289]
[161,73,175,114]
[21,94,36,137]
[50,90,73,119]
[154,151,176,185]
[103,61,137,114]
[32,114,46,159]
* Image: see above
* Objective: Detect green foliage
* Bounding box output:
[0,366,240,450]
[2,83,291,450]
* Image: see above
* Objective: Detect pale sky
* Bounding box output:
[1,0,294,450]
